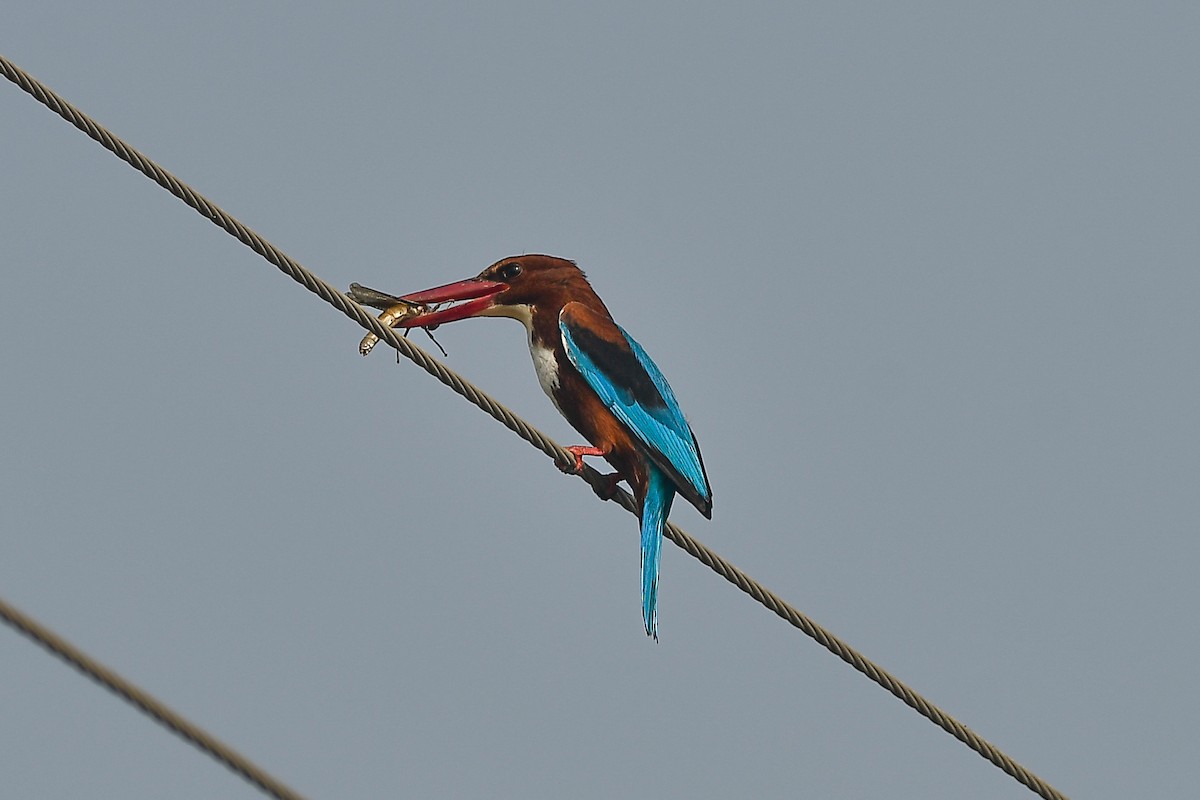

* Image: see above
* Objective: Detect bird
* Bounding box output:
[387,255,711,639]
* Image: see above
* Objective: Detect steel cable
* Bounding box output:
[0,596,308,800]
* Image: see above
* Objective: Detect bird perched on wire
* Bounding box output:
[387,255,712,639]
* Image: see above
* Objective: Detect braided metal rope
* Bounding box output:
[0,596,308,800]
[2,54,1068,800]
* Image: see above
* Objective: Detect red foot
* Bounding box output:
[559,445,606,474]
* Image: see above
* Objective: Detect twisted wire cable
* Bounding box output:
[0,595,308,800]
[1,53,1068,800]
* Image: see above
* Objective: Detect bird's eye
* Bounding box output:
[499,262,522,280]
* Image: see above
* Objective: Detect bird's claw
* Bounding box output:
[591,472,622,501]
[558,445,606,474]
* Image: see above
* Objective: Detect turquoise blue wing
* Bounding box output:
[559,313,712,517]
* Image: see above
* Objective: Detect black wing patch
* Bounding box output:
[561,322,667,410]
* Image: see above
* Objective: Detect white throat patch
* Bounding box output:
[479,302,534,330]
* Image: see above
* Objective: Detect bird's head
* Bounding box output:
[395,254,602,329]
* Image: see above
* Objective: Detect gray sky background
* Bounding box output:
[2,4,1197,798]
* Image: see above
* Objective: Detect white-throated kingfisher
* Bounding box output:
[392,255,712,639]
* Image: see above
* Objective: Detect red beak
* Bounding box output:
[395,278,507,328]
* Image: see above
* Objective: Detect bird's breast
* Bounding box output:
[528,340,563,412]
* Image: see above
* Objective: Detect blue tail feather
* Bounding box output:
[641,467,676,640]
